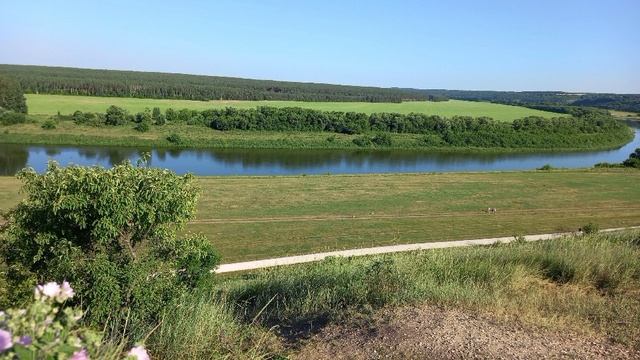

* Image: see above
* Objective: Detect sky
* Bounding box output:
[1,0,639,93]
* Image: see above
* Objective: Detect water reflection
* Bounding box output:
[0,123,638,176]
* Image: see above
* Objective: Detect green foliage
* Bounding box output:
[0,64,436,103]
[104,105,128,126]
[352,135,372,147]
[623,148,640,168]
[0,110,27,126]
[0,161,219,330]
[371,133,392,146]
[148,291,282,359]
[0,75,27,113]
[152,107,165,126]
[134,121,150,132]
[582,222,600,234]
[40,120,56,130]
[166,133,183,145]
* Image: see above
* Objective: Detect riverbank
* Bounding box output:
[1,169,639,262]
[0,118,634,152]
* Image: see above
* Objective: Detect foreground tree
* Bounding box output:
[0,75,27,113]
[623,148,640,168]
[0,159,219,329]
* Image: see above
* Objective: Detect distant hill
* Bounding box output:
[1,64,638,111]
[0,64,440,103]
[412,89,640,113]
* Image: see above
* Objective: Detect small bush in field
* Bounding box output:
[582,222,600,234]
[167,133,183,144]
[41,119,56,130]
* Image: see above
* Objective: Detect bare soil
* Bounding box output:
[293,304,639,359]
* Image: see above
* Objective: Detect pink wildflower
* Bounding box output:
[127,345,150,360]
[0,329,13,352]
[70,348,89,360]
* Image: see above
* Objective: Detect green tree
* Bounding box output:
[623,148,640,168]
[152,107,166,125]
[104,105,127,125]
[0,74,27,113]
[1,160,220,328]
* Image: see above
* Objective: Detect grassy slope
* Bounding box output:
[214,230,640,355]
[26,94,563,123]
[2,169,639,262]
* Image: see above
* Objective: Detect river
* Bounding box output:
[1,123,638,176]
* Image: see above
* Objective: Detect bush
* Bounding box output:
[105,105,128,126]
[352,136,372,147]
[167,133,183,144]
[371,133,392,146]
[0,161,219,331]
[0,110,27,125]
[41,119,56,130]
[152,107,166,126]
[134,121,150,132]
[537,164,554,171]
[623,148,640,168]
[582,222,600,234]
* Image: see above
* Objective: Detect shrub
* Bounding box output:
[152,107,166,126]
[105,105,128,126]
[0,110,27,126]
[537,164,554,171]
[166,133,183,145]
[134,121,150,132]
[134,109,152,124]
[623,148,640,168]
[582,222,600,234]
[41,119,56,130]
[371,133,392,146]
[352,136,372,147]
[0,161,219,331]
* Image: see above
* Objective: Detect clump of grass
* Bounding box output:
[147,291,282,359]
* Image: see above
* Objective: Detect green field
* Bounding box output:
[2,169,639,263]
[26,94,563,122]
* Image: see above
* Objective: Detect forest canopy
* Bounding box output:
[0,64,442,103]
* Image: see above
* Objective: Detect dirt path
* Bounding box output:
[214,226,640,273]
[294,304,639,359]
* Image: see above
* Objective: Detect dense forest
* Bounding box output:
[65,105,631,149]
[0,64,442,103]
[415,89,640,113]
[2,64,637,111]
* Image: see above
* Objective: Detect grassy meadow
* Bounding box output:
[26,94,563,122]
[2,169,639,263]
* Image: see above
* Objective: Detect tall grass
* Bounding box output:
[216,230,640,347]
[129,230,640,358]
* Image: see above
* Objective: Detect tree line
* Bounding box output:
[0,64,444,103]
[64,105,631,149]
[415,89,640,113]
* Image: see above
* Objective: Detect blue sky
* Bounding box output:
[1,0,638,93]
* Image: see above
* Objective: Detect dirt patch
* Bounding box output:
[293,304,639,359]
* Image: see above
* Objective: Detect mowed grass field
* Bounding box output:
[26,94,563,122]
[2,169,639,263]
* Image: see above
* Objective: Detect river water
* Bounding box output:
[1,123,638,176]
